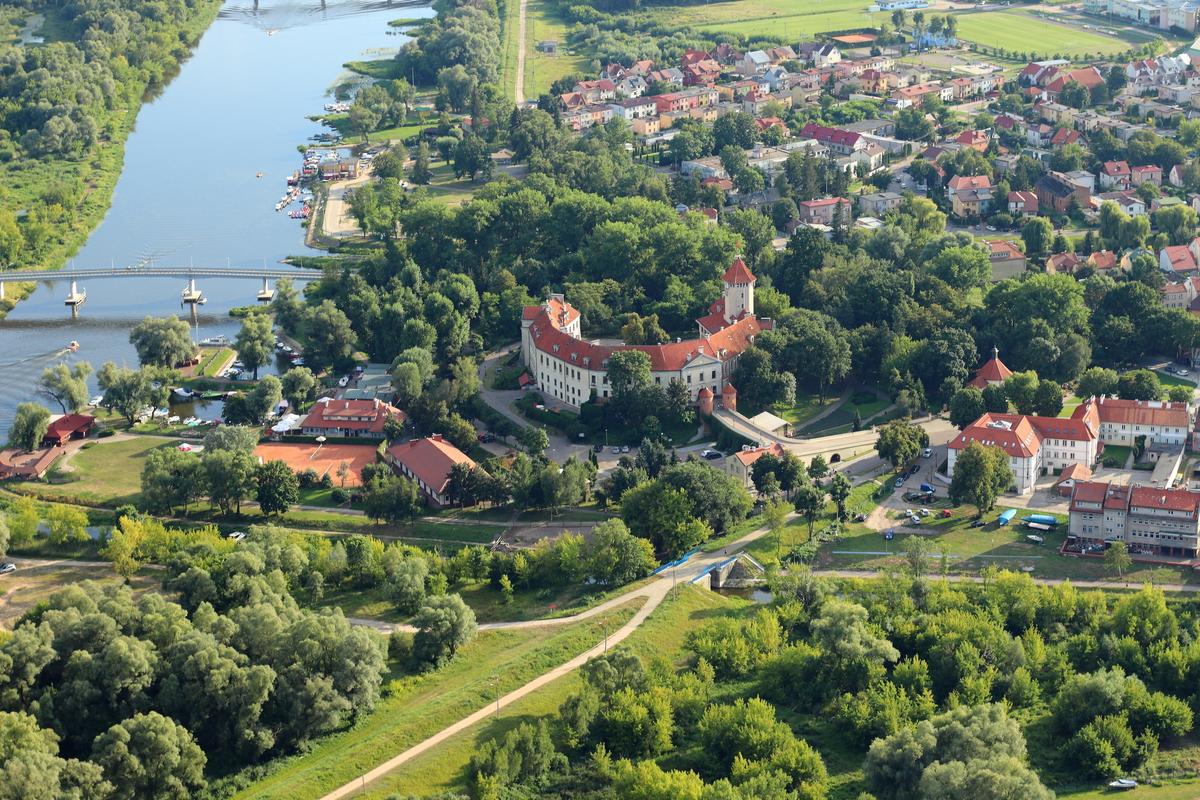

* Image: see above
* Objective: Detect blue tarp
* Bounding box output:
[1023,514,1059,526]
[998,509,1017,525]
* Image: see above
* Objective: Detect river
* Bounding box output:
[0,0,431,434]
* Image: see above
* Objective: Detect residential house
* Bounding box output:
[1132,164,1164,185]
[1046,252,1083,274]
[683,59,722,86]
[813,43,841,67]
[738,50,772,76]
[1098,191,1147,217]
[986,239,1028,281]
[723,443,787,490]
[1079,395,1192,448]
[1160,243,1199,275]
[1090,250,1120,272]
[385,434,479,508]
[947,174,993,218]
[608,96,658,121]
[1008,190,1040,217]
[858,191,904,216]
[572,79,617,103]
[799,123,867,155]
[617,75,647,98]
[647,67,684,86]
[1051,127,1082,147]
[1100,160,1133,190]
[954,129,990,152]
[1036,170,1088,215]
[797,197,852,225]
[300,398,405,439]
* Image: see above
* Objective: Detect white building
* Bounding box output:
[1080,396,1191,447]
[1070,481,1200,557]
[947,412,1100,495]
[520,259,772,410]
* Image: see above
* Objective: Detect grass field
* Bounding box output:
[195,346,235,378]
[353,586,747,798]
[230,602,639,800]
[523,0,590,99]
[498,0,521,98]
[951,9,1147,57]
[30,436,172,505]
[654,0,888,37]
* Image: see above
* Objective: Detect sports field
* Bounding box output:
[664,0,890,37]
[951,9,1158,57]
[253,442,378,487]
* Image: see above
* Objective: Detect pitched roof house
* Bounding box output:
[385,434,479,507]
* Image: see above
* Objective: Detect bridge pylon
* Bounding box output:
[181,277,205,305]
[257,276,274,302]
[64,280,86,307]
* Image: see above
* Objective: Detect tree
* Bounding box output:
[1021,217,1053,257]
[41,504,86,545]
[792,480,823,540]
[949,387,986,429]
[362,472,421,525]
[8,402,50,451]
[1117,369,1163,401]
[0,710,110,799]
[1033,379,1064,417]
[412,593,478,668]
[129,316,195,367]
[929,246,990,290]
[38,362,92,413]
[0,514,7,559]
[234,313,274,379]
[583,519,657,586]
[875,419,930,469]
[97,362,151,427]
[8,495,39,546]
[256,460,299,516]
[520,426,549,457]
[203,449,257,514]
[1105,540,1133,579]
[1077,366,1119,399]
[202,425,260,454]
[905,535,929,577]
[829,471,852,521]
[1004,371,1040,415]
[949,441,1013,514]
[410,140,433,185]
[281,367,317,411]
[303,301,356,372]
[91,711,206,800]
[141,447,205,515]
[981,383,1008,413]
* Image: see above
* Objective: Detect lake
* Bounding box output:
[0,0,430,432]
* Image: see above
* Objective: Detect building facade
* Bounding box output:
[520,258,772,410]
[1070,481,1200,557]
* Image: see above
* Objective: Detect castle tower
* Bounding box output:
[721,257,756,323]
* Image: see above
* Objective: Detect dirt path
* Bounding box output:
[513,0,529,104]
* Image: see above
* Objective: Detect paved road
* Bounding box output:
[513,0,529,104]
[316,519,779,800]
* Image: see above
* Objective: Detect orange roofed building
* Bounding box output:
[966,347,1013,389]
[385,434,478,507]
[520,258,773,410]
[1070,480,1200,557]
[300,398,405,439]
[723,443,786,490]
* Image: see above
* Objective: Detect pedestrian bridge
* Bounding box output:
[0,266,318,304]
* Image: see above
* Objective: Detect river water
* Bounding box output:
[0,0,431,433]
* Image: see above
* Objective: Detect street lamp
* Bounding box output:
[596,621,609,653]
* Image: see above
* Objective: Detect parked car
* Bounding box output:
[592,443,603,452]
[853,512,867,522]
[477,432,496,443]
[0,563,15,576]
[337,376,350,388]
[1172,367,1190,377]
[611,446,621,454]
[940,509,952,518]
[701,449,723,460]
[620,445,630,453]
[969,519,986,528]
[894,476,906,489]
[227,531,247,542]
[921,447,933,458]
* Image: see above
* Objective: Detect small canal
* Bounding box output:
[0,0,432,433]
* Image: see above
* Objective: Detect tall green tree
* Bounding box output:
[129,316,195,368]
[949,441,1013,514]
[8,402,51,451]
[234,313,274,379]
[38,361,93,413]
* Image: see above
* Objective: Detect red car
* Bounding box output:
[940,509,952,518]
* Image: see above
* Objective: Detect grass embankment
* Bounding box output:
[196,346,236,378]
[353,586,744,798]
[498,0,521,99]
[230,602,641,800]
[0,2,223,322]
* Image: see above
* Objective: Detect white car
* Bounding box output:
[921,447,933,458]
[337,376,350,388]
[1172,367,1190,377]
[0,563,15,575]
[227,531,247,542]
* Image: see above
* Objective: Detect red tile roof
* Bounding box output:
[1130,486,1200,515]
[987,239,1025,260]
[799,122,862,148]
[1075,396,1191,429]
[1161,245,1197,273]
[387,435,477,497]
[1103,160,1131,176]
[1056,462,1093,484]
[949,414,1041,458]
[722,256,756,284]
[947,175,992,191]
[42,414,95,444]
[733,442,785,466]
[966,352,1013,389]
[301,399,404,435]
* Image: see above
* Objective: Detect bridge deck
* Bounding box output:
[0,268,315,283]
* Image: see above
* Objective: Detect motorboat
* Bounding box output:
[199,335,230,347]
[1107,779,1138,790]
[67,340,80,352]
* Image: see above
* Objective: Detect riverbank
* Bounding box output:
[0,1,223,322]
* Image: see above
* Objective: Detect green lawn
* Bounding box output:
[229,602,639,800]
[523,0,590,99]
[771,390,841,428]
[654,0,887,37]
[1101,444,1134,468]
[196,346,235,378]
[351,586,747,798]
[951,9,1146,57]
[498,0,521,98]
[24,437,172,506]
[801,395,890,436]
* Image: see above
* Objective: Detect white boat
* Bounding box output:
[199,335,230,347]
[1107,779,1138,790]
